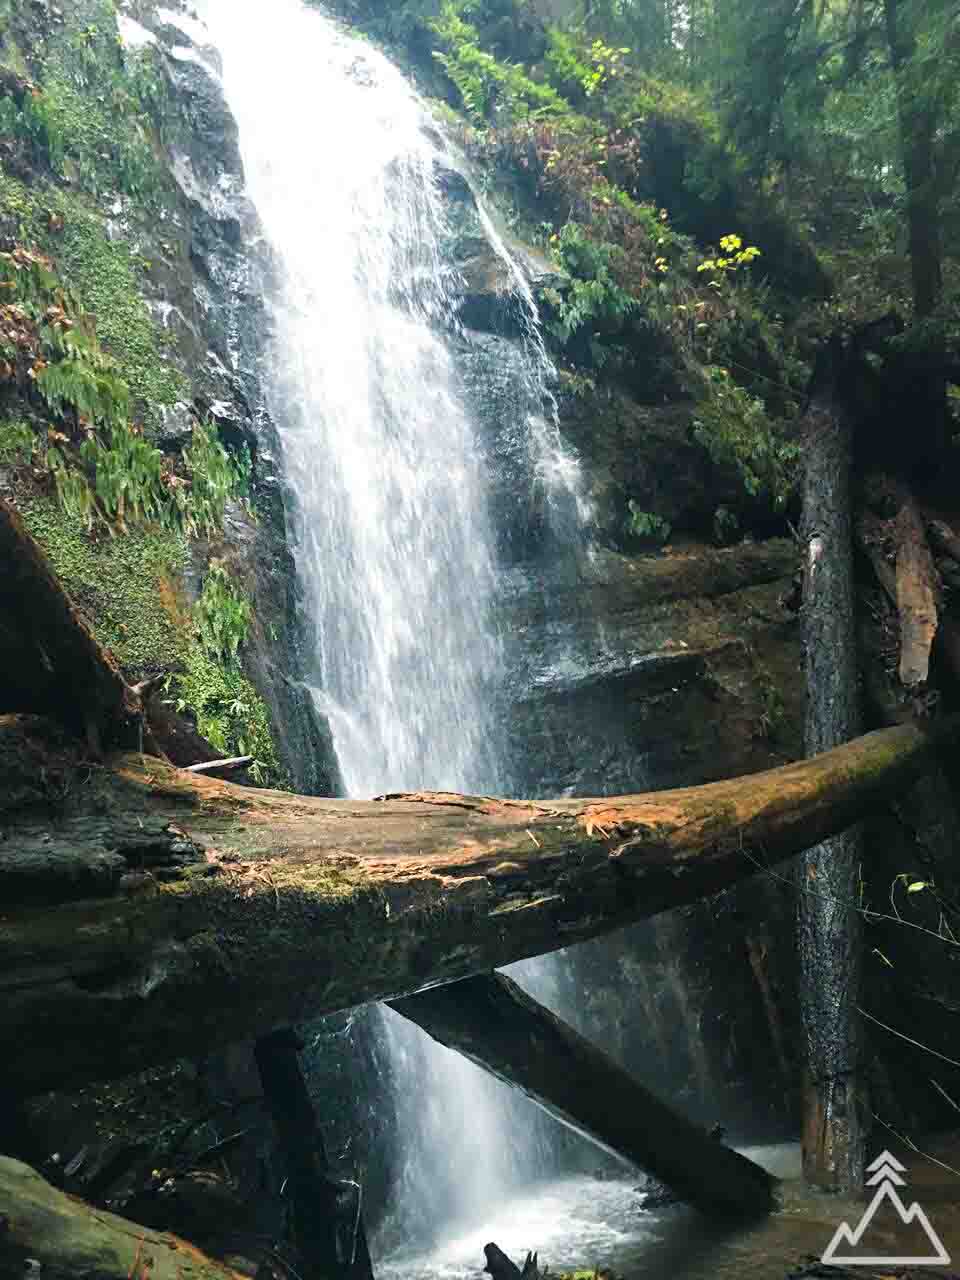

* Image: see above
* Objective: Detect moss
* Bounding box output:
[55,201,188,421]
[18,494,189,676]
[0,171,187,425]
[174,645,285,788]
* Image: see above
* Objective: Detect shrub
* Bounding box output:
[693,366,799,511]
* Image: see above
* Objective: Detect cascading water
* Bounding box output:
[206,0,588,1251]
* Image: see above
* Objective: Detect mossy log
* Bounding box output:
[0,499,144,752]
[1,712,957,1097]
[390,972,777,1217]
[0,1155,248,1280]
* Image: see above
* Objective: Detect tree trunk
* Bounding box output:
[799,346,867,1192]
[0,1155,249,1280]
[883,0,942,320]
[255,1030,374,1280]
[883,0,948,470]
[389,972,776,1217]
[1,712,957,1097]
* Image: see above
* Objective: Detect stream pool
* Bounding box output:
[379,1141,960,1280]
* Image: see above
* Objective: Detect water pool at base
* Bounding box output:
[380,1141,960,1280]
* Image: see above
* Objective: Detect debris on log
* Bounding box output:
[0,1155,249,1280]
[1,710,958,1096]
[390,972,776,1217]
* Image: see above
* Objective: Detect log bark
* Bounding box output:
[799,344,867,1192]
[389,972,776,1217]
[1,712,957,1097]
[0,1155,248,1280]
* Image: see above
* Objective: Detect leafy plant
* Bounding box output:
[625,502,672,545]
[178,422,252,537]
[544,222,639,362]
[172,566,283,787]
[693,366,799,510]
[697,233,762,287]
[429,3,566,124]
[195,562,252,664]
[0,418,37,464]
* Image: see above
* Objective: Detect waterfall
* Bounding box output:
[206,0,587,1250]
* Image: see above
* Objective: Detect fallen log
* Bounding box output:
[389,972,776,1217]
[1,712,958,1096]
[0,1155,249,1280]
[0,499,143,752]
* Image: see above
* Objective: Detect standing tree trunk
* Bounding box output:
[255,1030,374,1280]
[883,0,948,471]
[884,0,942,320]
[799,340,867,1192]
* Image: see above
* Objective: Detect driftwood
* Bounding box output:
[186,756,255,775]
[1,710,958,1095]
[0,1155,249,1280]
[799,342,866,1192]
[390,972,776,1217]
[483,1243,539,1280]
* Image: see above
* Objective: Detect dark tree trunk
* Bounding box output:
[390,972,776,1217]
[884,0,942,321]
[799,344,867,1192]
[255,1030,374,1280]
[883,0,948,466]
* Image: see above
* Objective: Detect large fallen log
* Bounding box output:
[1,711,958,1096]
[389,972,776,1217]
[0,1155,249,1280]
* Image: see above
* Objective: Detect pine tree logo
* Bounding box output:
[822,1151,951,1266]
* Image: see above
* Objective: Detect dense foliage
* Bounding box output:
[323,0,959,529]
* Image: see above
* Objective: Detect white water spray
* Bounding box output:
[206,0,581,1246]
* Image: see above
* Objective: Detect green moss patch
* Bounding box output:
[19,495,189,677]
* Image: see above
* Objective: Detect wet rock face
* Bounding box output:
[501,538,805,1138]
[119,0,337,795]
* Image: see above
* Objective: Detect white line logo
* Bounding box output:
[822,1151,951,1266]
